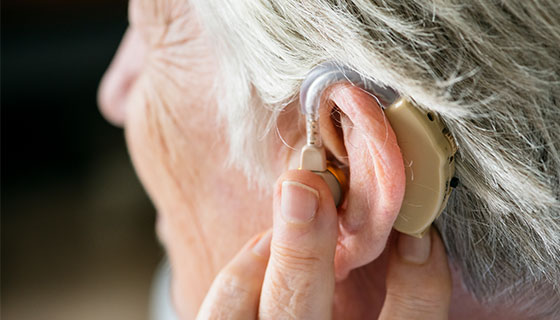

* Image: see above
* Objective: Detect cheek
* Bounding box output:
[122,73,219,251]
[124,71,272,259]
[121,38,279,312]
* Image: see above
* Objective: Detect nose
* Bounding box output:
[98,27,146,127]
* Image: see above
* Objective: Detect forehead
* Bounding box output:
[129,0,192,26]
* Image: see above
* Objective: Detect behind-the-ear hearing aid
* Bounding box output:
[299,62,458,238]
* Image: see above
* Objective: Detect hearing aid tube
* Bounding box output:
[299,62,398,118]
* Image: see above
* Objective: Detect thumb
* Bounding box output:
[259,170,339,319]
[379,228,452,320]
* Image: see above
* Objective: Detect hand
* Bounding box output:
[196,170,452,319]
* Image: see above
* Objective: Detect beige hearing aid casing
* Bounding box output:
[386,98,457,238]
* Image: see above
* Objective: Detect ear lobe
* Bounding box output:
[322,83,406,281]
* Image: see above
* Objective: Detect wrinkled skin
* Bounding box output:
[99,1,522,319]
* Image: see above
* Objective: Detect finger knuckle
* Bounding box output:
[212,272,253,304]
[270,270,314,298]
[271,242,323,273]
[262,273,315,318]
[262,245,323,316]
[386,289,449,315]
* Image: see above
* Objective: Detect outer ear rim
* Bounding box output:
[320,83,406,281]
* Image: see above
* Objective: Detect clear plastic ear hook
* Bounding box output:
[299,62,398,151]
[298,62,398,206]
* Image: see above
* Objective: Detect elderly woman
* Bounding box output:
[98,0,560,319]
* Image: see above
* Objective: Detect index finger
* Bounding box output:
[259,170,339,319]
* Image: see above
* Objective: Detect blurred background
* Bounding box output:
[2,1,163,319]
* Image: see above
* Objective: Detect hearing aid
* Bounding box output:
[299,62,458,238]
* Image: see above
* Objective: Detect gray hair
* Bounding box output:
[190,0,560,317]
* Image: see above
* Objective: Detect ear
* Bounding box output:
[320,83,406,281]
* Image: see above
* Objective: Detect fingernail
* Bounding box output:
[398,230,431,264]
[252,231,272,257]
[281,181,319,224]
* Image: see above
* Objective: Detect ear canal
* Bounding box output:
[321,104,348,165]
